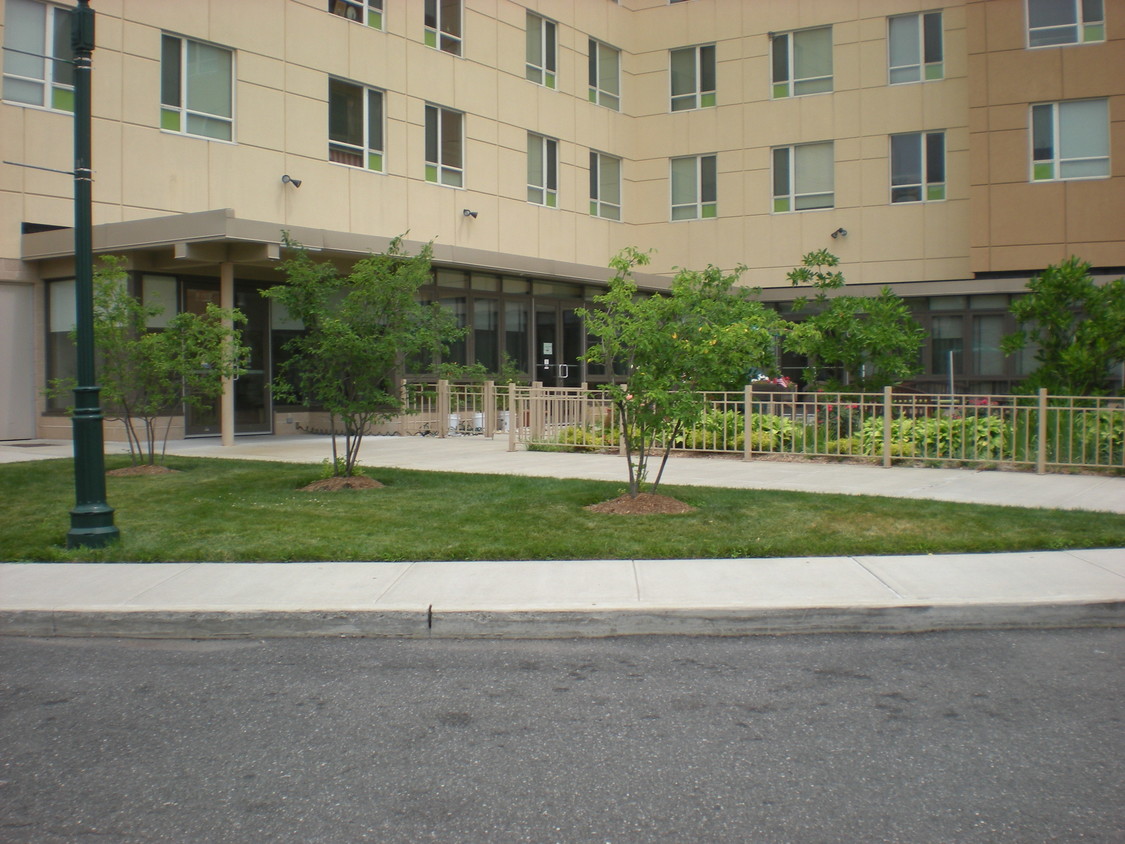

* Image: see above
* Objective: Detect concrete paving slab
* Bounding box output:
[1066,547,1125,573]
[632,557,897,608]
[0,563,194,609]
[121,562,412,610]
[377,560,639,610]
[856,551,1125,603]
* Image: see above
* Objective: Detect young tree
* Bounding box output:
[1000,257,1125,395]
[265,236,464,477]
[50,257,248,465]
[784,249,923,389]
[579,248,786,498]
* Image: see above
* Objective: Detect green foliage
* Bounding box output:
[785,251,924,388]
[859,413,1013,460]
[265,235,464,476]
[579,249,786,496]
[1001,257,1125,395]
[551,425,620,449]
[48,257,248,465]
[319,457,365,479]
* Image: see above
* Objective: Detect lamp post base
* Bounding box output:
[67,504,120,549]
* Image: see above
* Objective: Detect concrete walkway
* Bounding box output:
[1,435,1122,638]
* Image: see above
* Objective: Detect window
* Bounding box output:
[973,315,1005,376]
[2,0,74,111]
[589,151,621,220]
[327,0,383,29]
[771,27,832,98]
[670,155,717,220]
[424,0,461,55]
[160,34,233,141]
[888,12,943,83]
[505,301,530,373]
[1027,0,1104,46]
[931,315,963,375]
[588,39,620,110]
[772,142,833,212]
[1031,99,1109,181]
[46,278,76,411]
[670,44,715,111]
[890,131,945,202]
[425,104,463,186]
[527,133,558,207]
[328,79,383,171]
[526,12,556,88]
[473,299,500,371]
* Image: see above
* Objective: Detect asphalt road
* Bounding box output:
[2,631,1122,843]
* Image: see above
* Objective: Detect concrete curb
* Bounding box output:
[3,600,1121,639]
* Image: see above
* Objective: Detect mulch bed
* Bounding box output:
[585,493,696,515]
[106,465,180,476]
[300,476,384,492]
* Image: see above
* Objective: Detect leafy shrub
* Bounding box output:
[860,414,1012,460]
[552,425,619,448]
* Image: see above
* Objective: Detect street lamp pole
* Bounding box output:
[67,0,118,549]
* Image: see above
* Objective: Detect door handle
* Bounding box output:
[557,364,569,379]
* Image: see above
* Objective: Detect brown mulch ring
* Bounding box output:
[300,476,384,492]
[106,464,180,476]
[585,493,697,515]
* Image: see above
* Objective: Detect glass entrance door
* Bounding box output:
[534,303,583,387]
[183,282,272,436]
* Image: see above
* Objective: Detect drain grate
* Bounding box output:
[2,442,58,448]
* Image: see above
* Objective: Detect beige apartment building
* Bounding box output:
[1,0,1122,441]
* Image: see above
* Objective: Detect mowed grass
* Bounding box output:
[2,456,1123,562]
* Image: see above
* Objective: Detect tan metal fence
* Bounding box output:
[502,385,1124,475]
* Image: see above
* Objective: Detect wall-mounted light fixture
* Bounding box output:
[830,227,847,239]
[462,209,478,218]
[281,174,302,188]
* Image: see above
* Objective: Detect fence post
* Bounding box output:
[484,380,495,439]
[1037,388,1048,475]
[437,379,450,438]
[743,385,752,461]
[507,382,517,452]
[883,386,893,468]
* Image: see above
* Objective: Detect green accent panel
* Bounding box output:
[927,184,945,201]
[368,152,383,172]
[700,92,716,108]
[590,200,598,215]
[588,88,597,103]
[772,83,789,99]
[426,164,438,182]
[702,204,717,218]
[925,63,943,80]
[424,29,437,48]
[773,197,790,213]
[1083,24,1104,41]
[547,193,557,208]
[546,74,556,89]
[1033,163,1053,181]
[51,87,74,112]
[368,11,382,29]
[161,108,181,131]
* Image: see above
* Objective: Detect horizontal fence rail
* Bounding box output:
[495,385,1124,475]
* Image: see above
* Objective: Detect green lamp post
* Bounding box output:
[67,0,118,549]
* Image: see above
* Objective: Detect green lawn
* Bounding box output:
[2,456,1122,562]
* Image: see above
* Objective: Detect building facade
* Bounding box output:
[1,0,1122,441]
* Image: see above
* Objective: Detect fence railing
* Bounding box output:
[500,385,1124,475]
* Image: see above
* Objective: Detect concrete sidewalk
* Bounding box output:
[1,435,1122,638]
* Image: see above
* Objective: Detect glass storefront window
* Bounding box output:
[504,301,529,373]
[931,315,963,374]
[439,296,467,364]
[473,298,499,371]
[972,315,1005,375]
